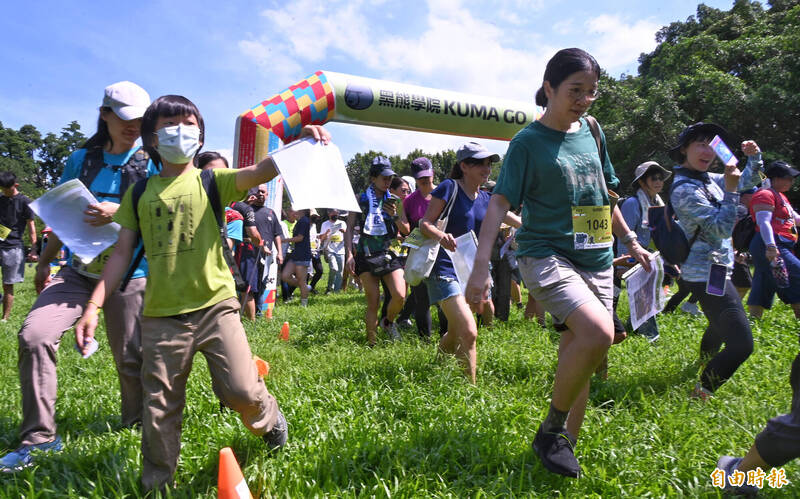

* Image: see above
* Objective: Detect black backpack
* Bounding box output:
[79,147,150,199]
[120,169,247,293]
[648,177,716,265]
[732,215,757,252]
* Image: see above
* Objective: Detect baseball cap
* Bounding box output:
[411,157,434,178]
[668,122,729,163]
[765,160,800,179]
[102,81,151,121]
[456,142,500,163]
[630,161,671,187]
[369,156,396,177]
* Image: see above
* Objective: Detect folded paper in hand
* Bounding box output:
[30,179,121,264]
[270,138,360,213]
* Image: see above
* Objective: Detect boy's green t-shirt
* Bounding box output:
[114,168,247,317]
[493,118,619,271]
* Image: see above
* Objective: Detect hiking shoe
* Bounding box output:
[532,426,580,478]
[0,436,63,472]
[690,382,713,402]
[263,410,288,450]
[381,319,401,341]
[716,456,759,496]
[681,301,702,316]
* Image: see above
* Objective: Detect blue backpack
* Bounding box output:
[648,177,707,265]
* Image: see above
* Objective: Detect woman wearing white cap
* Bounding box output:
[420,142,520,383]
[615,161,672,342]
[1,81,157,472]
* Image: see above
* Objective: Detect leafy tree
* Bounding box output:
[0,121,85,197]
[593,0,800,203]
[37,121,85,192]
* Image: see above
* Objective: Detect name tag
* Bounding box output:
[330,233,343,243]
[572,205,612,250]
[72,245,115,278]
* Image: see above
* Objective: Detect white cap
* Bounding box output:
[102,81,150,120]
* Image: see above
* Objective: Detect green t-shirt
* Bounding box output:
[114,168,247,317]
[494,118,619,271]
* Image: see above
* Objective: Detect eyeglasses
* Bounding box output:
[567,87,599,102]
[649,175,665,182]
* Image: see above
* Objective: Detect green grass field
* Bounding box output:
[0,267,798,497]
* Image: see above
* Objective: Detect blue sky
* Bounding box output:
[1,0,735,164]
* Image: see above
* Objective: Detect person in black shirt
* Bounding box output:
[0,172,37,321]
[246,184,283,317]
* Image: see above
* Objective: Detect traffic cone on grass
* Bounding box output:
[218,447,252,499]
[280,321,290,341]
[253,355,270,377]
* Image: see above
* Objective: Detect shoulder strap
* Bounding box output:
[438,179,459,222]
[583,115,606,165]
[201,169,223,228]
[200,169,247,291]
[78,147,105,191]
[119,176,151,292]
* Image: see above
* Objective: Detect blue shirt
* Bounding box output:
[290,215,312,261]
[59,147,160,279]
[431,179,490,279]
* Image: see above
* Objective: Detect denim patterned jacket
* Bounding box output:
[670,153,763,283]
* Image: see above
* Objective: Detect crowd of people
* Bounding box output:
[0,46,798,494]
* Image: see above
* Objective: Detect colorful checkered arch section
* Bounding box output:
[241,71,335,143]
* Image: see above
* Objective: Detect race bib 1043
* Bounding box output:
[572,205,612,250]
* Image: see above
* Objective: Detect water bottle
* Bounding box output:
[771,255,790,289]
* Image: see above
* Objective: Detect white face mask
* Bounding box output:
[155,125,201,164]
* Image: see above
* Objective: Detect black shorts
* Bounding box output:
[238,243,262,294]
[731,261,752,289]
[354,250,403,277]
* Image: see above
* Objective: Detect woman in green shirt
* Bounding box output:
[466,48,650,478]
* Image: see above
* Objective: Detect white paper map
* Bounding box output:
[444,231,480,294]
[623,254,665,330]
[29,179,121,264]
[271,138,361,213]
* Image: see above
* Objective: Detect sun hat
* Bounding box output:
[630,161,671,187]
[667,122,729,163]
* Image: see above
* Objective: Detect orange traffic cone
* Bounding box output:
[218,447,252,499]
[265,307,273,319]
[253,355,270,377]
[280,321,289,341]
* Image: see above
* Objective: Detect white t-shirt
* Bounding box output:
[320,219,346,255]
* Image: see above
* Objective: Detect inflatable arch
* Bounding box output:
[233,70,541,312]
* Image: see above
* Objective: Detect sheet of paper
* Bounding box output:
[623,254,665,330]
[29,179,121,264]
[270,138,361,212]
[444,231,480,294]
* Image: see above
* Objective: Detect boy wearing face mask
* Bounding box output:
[73,94,332,491]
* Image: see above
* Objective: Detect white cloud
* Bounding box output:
[583,15,660,73]
[552,19,574,35]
